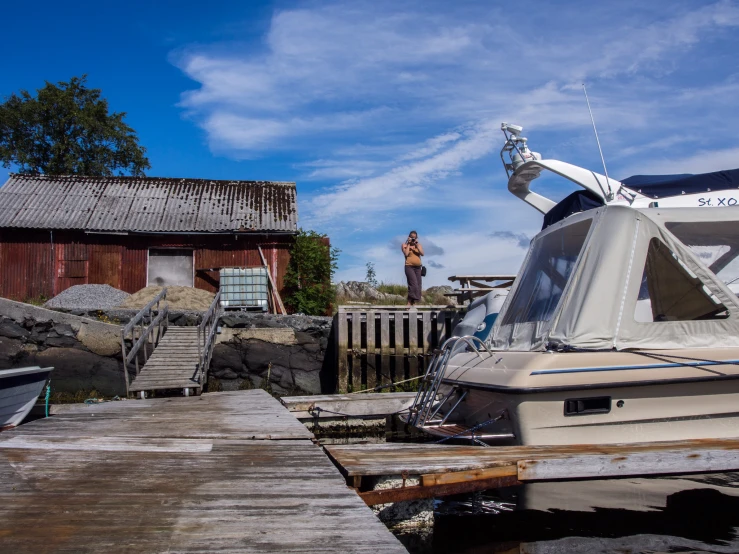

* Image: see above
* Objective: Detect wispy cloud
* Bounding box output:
[173,0,739,283]
[490,231,531,249]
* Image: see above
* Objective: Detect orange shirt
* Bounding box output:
[405,247,422,266]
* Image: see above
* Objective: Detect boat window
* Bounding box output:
[634,238,729,323]
[501,218,592,325]
[666,221,739,295]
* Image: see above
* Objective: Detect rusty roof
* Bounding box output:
[0,174,298,233]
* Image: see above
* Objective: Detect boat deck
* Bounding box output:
[0,390,406,553]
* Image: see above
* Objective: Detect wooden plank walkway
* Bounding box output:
[129,326,202,395]
[326,439,739,506]
[281,392,417,419]
[0,390,406,553]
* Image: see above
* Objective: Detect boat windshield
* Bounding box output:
[666,221,739,292]
[501,218,592,325]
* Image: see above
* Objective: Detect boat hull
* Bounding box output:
[0,367,53,430]
[423,378,739,445]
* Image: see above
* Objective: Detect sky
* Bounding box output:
[2,0,739,286]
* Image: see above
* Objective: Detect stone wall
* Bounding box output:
[212,313,334,395]
[0,298,336,397]
[0,298,127,396]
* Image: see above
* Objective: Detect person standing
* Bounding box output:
[402,230,424,308]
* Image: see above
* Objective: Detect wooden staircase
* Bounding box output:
[121,289,222,398]
[129,327,201,396]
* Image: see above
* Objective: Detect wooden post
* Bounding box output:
[408,311,418,378]
[351,311,363,391]
[366,310,377,391]
[394,311,405,381]
[436,311,447,345]
[337,312,349,393]
[120,329,129,398]
[421,311,431,373]
[380,312,390,386]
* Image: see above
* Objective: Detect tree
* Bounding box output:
[284,230,339,316]
[365,261,378,288]
[0,75,150,176]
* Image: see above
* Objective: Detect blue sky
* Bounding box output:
[3,0,739,285]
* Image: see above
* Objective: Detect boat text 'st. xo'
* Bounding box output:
[405,124,739,445]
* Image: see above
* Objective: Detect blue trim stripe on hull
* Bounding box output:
[530,358,739,376]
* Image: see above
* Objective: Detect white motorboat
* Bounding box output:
[406,124,739,445]
[0,366,53,430]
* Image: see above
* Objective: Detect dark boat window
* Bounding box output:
[634,238,728,322]
[501,218,592,325]
[564,396,611,416]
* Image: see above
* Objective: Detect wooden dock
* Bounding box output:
[335,307,463,393]
[0,390,406,553]
[281,392,418,420]
[326,440,739,506]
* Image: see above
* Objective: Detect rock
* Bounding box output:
[76,322,121,357]
[294,331,318,346]
[289,350,321,371]
[52,323,75,337]
[0,318,30,340]
[214,368,238,379]
[244,341,290,371]
[28,329,48,344]
[0,338,25,369]
[293,369,321,394]
[44,335,79,348]
[267,364,290,383]
[31,347,126,396]
[211,344,243,371]
[279,369,294,390]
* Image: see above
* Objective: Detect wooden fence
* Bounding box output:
[335,307,464,393]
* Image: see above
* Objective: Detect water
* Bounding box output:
[395,473,739,553]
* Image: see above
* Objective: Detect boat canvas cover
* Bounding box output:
[490,205,739,351]
[621,169,739,199]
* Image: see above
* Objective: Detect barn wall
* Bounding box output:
[0,230,294,302]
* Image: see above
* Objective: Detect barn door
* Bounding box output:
[55,241,89,295]
[89,246,121,289]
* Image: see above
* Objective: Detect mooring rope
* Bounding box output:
[44,382,51,418]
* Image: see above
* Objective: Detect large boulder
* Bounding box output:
[31,348,126,396]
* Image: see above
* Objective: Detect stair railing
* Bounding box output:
[120,288,169,397]
[197,291,222,387]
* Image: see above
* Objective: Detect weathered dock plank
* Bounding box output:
[326,439,739,505]
[0,390,406,553]
[281,392,417,419]
[326,440,739,478]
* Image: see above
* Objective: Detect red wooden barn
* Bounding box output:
[0,174,299,301]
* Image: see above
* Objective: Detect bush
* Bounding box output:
[284,229,339,315]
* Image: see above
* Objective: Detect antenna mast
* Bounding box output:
[582,84,613,200]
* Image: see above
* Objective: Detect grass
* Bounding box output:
[335,281,452,309]
[377,283,408,296]
[24,295,49,306]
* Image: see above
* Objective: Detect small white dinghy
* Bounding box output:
[0,366,53,430]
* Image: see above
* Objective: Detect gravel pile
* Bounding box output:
[44,284,131,310]
[118,286,215,311]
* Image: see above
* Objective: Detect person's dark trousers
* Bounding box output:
[405,265,423,303]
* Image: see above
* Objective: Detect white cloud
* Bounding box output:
[172,0,739,280]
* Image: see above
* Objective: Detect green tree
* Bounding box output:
[0,75,150,176]
[365,261,378,288]
[284,229,339,316]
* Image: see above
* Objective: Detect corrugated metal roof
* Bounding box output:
[0,174,298,233]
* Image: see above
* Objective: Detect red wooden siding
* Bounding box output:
[0,230,294,303]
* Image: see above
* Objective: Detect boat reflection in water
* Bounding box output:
[397,474,739,553]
